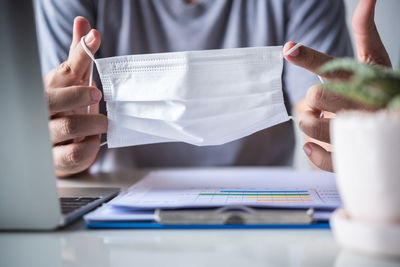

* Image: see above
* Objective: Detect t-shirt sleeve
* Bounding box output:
[35,0,97,75]
[284,0,353,104]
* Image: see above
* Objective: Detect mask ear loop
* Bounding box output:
[283,43,325,120]
[80,36,96,87]
[80,36,108,147]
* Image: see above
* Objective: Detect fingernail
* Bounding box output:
[303,144,312,156]
[286,47,299,57]
[85,30,95,45]
[91,89,102,102]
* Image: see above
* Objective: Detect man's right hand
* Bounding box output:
[44,17,107,177]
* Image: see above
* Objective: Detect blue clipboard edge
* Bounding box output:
[86,222,330,229]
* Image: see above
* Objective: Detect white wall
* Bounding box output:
[344,0,400,68]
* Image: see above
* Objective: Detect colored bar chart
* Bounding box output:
[198,190,312,202]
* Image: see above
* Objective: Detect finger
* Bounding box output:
[283,42,351,81]
[49,114,107,144]
[53,135,100,177]
[47,86,102,114]
[306,84,371,113]
[299,110,331,143]
[67,17,101,77]
[303,142,333,172]
[88,103,99,114]
[71,16,91,47]
[352,0,391,67]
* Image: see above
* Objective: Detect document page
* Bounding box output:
[109,169,341,209]
[84,203,156,222]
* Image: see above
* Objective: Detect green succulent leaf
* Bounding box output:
[387,95,400,111]
[319,58,400,109]
[398,57,400,73]
[362,76,400,97]
[319,58,376,77]
[322,82,389,108]
[320,58,400,79]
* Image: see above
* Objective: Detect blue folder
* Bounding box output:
[86,221,330,229]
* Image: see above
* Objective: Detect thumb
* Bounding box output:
[67,17,101,77]
[352,0,391,67]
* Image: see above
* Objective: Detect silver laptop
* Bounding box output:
[0,1,119,230]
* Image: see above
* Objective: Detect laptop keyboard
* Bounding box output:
[60,197,100,215]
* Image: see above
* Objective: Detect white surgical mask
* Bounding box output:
[105,90,283,122]
[107,102,287,146]
[81,38,289,147]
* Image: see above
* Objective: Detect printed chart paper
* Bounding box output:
[109,169,341,209]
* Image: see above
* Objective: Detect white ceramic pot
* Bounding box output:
[331,111,400,224]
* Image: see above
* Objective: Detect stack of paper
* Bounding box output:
[84,168,342,226]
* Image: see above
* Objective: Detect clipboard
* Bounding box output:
[85,206,331,229]
[84,169,340,229]
[86,222,330,229]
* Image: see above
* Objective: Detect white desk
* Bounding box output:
[1,168,399,267]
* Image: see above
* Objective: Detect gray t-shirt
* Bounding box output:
[35,0,352,171]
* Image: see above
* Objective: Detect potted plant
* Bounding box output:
[321,59,400,257]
